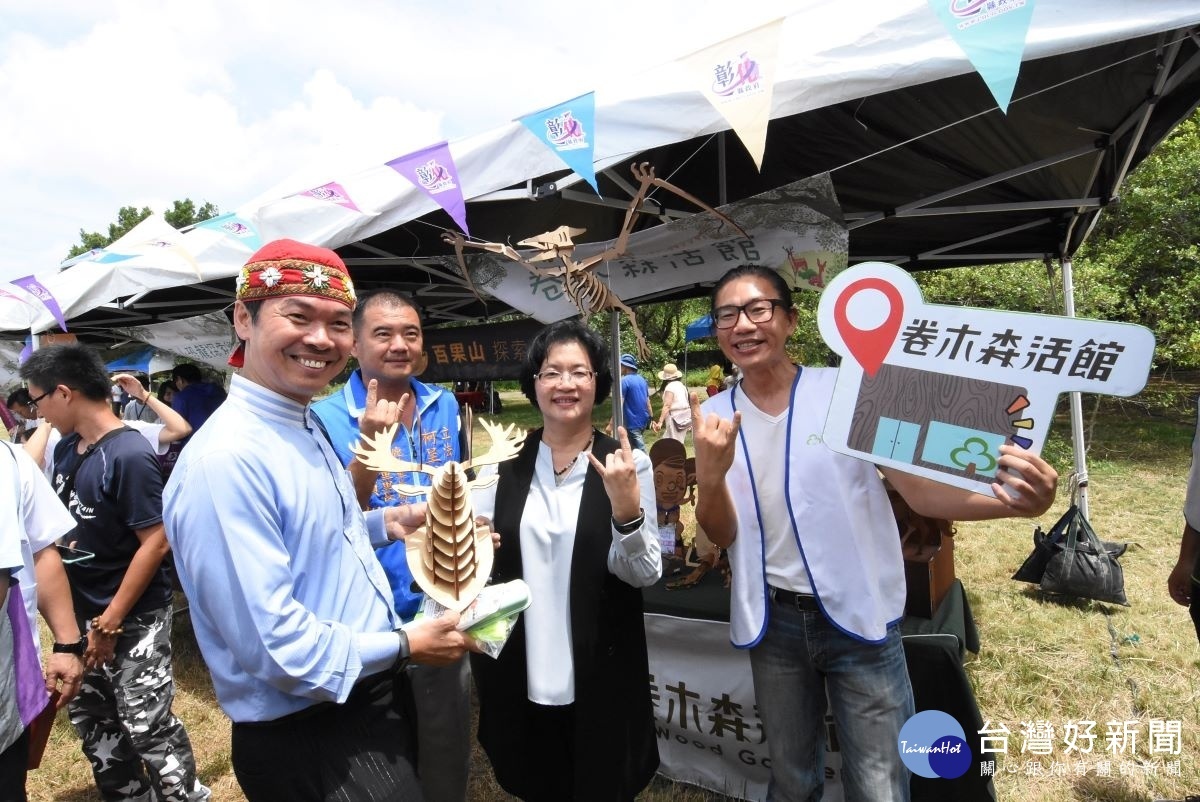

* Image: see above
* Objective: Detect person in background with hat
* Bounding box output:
[613,353,653,452]
[652,362,691,443]
[162,239,479,801]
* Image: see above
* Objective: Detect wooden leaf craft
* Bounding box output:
[349,418,526,612]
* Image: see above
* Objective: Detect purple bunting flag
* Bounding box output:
[386,142,470,235]
[6,580,50,728]
[10,276,67,332]
[300,181,361,212]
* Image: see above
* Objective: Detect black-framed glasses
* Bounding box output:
[534,368,596,386]
[712,298,790,329]
[27,387,54,413]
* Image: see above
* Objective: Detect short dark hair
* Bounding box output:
[710,264,793,314]
[19,344,111,402]
[518,319,613,408]
[353,289,420,335]
[172,362,204,384]
[7,387,31,408]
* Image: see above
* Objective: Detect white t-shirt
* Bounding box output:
[735,394,815,594]
[1186,397,1200,532]
[1,441,77,652]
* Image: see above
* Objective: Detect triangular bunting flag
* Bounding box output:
[679,19,783,170]
[196,213,263,251]
[9,276,67,332]
[299,181,361,212]
[926,0,1036,114]
[518,93,599,193]
[386,142,470,235]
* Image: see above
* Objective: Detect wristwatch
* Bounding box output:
[393,628,411,672]
[612,509,646,535]
[52,635,87,656]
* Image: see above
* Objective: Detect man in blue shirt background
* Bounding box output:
[617,352,653,452]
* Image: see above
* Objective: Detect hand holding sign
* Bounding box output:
[818,262,1154,496]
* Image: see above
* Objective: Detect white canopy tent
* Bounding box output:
[3,1,1199,516]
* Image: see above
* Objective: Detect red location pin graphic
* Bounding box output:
[833,277,904,377]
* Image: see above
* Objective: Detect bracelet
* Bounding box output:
[393,628,411,672]
[90,617,124,638]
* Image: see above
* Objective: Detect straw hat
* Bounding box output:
[657,363,684,381]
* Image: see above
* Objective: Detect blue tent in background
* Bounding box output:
[684,315,714,343]
[105,346,174,376]
[682,314,715,375]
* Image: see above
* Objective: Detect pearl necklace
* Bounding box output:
[553,433,594,486]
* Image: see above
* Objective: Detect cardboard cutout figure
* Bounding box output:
[444,162,747,361]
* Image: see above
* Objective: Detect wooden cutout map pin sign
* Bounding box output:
[833,277,905,377]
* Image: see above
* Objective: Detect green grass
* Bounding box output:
[27,389,1200,801]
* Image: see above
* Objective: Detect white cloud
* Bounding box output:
[0,0,793,274]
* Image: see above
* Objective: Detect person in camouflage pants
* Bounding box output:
[69,606,204,801]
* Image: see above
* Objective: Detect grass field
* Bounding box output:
[26,385,1200,802]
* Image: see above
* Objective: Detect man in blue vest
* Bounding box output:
[313,288,471,802]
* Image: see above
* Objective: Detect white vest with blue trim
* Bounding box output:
[702,367,905,645]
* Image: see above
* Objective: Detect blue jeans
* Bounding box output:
[626,427,647,452]
[749,600,913,802]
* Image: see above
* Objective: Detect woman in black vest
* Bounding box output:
[472,320,661,801]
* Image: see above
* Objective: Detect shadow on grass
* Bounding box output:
[1018,587,1129,614]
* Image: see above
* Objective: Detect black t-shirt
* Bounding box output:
[53,427,171,617]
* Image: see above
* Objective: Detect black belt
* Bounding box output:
[769,587,821,612]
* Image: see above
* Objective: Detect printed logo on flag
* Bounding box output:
[545,110,588,151]
[712,51,763,98]
[948,0,1027,29]
[414,159,457,194]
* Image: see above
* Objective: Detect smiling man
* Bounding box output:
[312,288,473,802]
[162,240,477,802]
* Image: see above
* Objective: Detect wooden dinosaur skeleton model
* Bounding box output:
[444,162,747,361]
[351,417,527,611]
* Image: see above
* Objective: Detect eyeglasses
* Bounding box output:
[27,387,54,413]
[534,368,596,386]
[712,298,791,329]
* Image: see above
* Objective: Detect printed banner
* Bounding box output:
[386,141,470,235]
[196,213,263,252]
[678,19,784,170]
[421,318,545,382]
[298,180,361,212]
[927,0,1037,113]
[817,262,1155,495]
[459,174,846,324]
[518,92,599,193]
[9,276,67,332]
[110,312,236,371]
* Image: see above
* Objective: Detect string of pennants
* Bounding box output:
[4,0,1035,339]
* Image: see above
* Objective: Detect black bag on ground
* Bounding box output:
[1012,505,1129,606]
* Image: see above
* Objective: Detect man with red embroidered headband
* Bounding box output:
[163,239,480,801]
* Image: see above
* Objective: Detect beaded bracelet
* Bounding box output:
[90,617,124,638]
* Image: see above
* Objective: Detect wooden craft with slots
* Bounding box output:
[443,162,746,361]
[351,417,526,611]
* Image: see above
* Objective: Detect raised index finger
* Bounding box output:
[616,425,632,454]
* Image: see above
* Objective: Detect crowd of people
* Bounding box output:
[37,235,1200,802]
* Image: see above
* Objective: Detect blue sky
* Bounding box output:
[0,0,796,273]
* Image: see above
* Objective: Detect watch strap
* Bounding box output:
[52,635,87,655]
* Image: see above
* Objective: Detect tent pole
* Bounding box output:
[1060,257,1089,517]
[611,311,623,433]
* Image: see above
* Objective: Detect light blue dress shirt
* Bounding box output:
[163,375,402,723]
